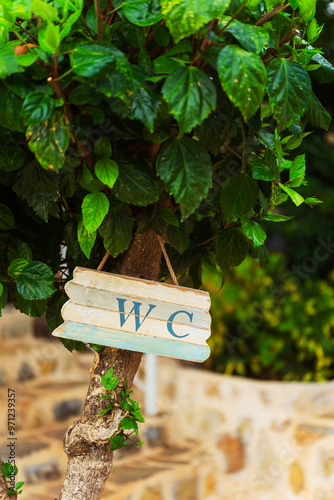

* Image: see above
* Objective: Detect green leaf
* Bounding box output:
[122,0,163,26]
[0,145,24,172]
[0,284,8,314]
[159,208,180,227]
[225,20,269,54]
[220,174,259,221]
[11,0,32,19]
[0,44,24,79]
[0,86,24,132]
[100,403,114,416]
[98,207,133,258]
[82,192,109,233]
[1,462,17,478]
[251,154,277,181]
[94,137,112,157]
[70,43,126,78]
[27,112,70,173]
[16,261,55,300]
[304,197,323,207]
[120,417,139,435]
[109,434,127,451]
[167,222,189,254]
[0,203,15,230]
[304,93,331,131]
[156,137,212,219]
[241,216,266,247]
[0,283,3,297]
[267,58,312,131]
[298,0,316,21]
[217,45,267,121]
[13,291,47,317]
[112,161,159,206]
[45,293,67,331]
[32,0,59,19]
[15,482,24,490]
[264,212,294,222]
[131,409,145,423]
[38,21,60,54]
[153,23,171,47]
[95,158,119,189]
[77,219,96,259]
[22,91,55,125]
[8,258,29,279]
[278,183,304,206]
[216,227,249,273]
[161,0,231,43]
[13,162,59,221]
[289,154,305,187]
[102,368,119,391]
[162,66,216,134]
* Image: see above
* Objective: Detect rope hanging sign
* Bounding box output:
[52,266,211,363]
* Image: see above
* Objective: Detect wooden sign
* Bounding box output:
[52,267,211,363]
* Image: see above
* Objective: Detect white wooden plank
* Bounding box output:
[69,267,211,310]
[61,301,210,346]
[53,321,210,363]
[65,282,211,329]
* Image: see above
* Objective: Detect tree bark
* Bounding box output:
[58,229,162,500]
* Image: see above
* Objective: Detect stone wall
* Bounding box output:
[1,306,334,499]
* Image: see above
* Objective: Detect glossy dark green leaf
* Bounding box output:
[98,207,133,258]
[156,137,212,219]
[167,222,189,254]
[0,44,24,79]
[225,20,269,54]
[251,152,277,181]
[109,434,127,451]
[0,86,24,132]
[82,192,109,233]
[77,219,96,259]
[27,112,70,173]
[267,58,312,131]
[70,43,127,78]
[0,145,24,172]
[162,66,216,134]
[94,137,112,157]
[0,203,15,230]
[153,23,171,47]
[220,174,259,221]
[0,284,8,315]
[217,45,267,121]
[13,291,47,318]
[264,212,293,222]
[216,227,249,273]
[22,91,55,125]
[161,0,230,43]
[95,158,119,188]
[159,208,180,227]
[241,216,266,247]
[112,162,159,206]
[122,0,163,26]
[45,292,68,331]
[8,258,29,279]
[17,261,55,300]
[13,162,59,221]
[289,154,305,187]
[304,93,331,131]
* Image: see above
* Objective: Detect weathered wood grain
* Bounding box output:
[53,321,211,363]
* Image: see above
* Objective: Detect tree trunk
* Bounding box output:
[59,229,162,500]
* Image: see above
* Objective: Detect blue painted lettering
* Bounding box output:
[116,298,156,332]
[167,310,193,338]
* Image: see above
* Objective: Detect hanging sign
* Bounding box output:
[52,267,211,363]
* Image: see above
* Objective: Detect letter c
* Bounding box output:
[167,310,193,338]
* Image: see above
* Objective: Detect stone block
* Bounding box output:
[174,475,198,500]
[289,460,304,494]
[53,399,83,421]
[140,486,163,500]
[16,362,36,382]
[217,434,245,473]
[24,459,61,484]
[294,424,334,445]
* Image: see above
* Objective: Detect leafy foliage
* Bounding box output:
[0,0,330,354]
[100,368,145,449]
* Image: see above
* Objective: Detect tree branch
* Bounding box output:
[254,3,289,27]
[95,0,103,41]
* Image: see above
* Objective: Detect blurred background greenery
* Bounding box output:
[204,0,334,381]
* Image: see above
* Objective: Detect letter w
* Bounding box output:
[116,298,156,332]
